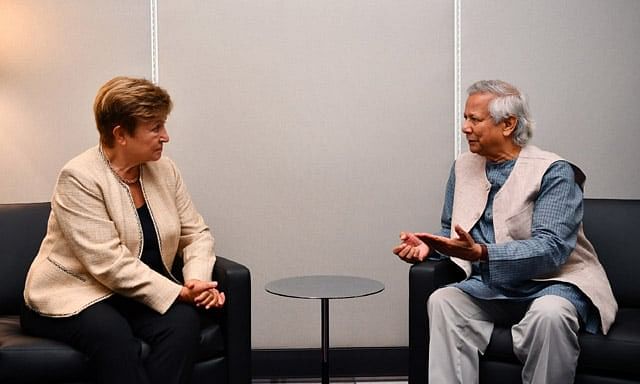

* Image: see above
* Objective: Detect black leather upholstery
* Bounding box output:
[408,199,640,384]
[0,202,251,384]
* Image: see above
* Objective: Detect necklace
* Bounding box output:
[100,145,140,185]
[108,162,140,185]
[112,166,140,184]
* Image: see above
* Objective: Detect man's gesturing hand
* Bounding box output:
[415,224,485,262]
[393,231,430,264]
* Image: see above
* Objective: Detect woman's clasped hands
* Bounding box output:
[178,279,226,309]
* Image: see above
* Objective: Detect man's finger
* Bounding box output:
[393,244,406,255]
[454,225,475,244]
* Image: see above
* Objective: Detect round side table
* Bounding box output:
[265,275,385,384]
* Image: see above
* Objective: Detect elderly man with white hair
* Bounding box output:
[393,80,617,384]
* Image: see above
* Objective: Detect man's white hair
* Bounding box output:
[467,80,534,146]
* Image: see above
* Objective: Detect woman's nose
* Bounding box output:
[160,128,170,143]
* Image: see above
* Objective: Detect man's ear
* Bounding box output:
[502,116,517,137]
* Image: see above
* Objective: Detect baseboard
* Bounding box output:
[252,346,409,379]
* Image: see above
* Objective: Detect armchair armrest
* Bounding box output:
[212,256,251,384]
[409,258,464,384]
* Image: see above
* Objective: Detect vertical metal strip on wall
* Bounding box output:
[453,0,462,158]
[150,0,159,84]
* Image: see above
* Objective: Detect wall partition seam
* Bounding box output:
[150,0,159,84]
[453,0,462,159]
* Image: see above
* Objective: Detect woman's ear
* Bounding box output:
[112,125,126,145]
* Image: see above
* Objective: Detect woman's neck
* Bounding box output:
[101,145,141,183]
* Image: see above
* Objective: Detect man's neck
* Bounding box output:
[485,144,521,163]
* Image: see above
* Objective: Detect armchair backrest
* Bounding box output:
[0,202,50,315]
[582,199,640,308]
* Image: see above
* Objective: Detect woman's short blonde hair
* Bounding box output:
[94,76,173,147]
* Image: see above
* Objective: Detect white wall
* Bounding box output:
[0,0,151,200]
[1,0,638,350]
[460,0,640,198]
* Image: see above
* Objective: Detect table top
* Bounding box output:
[265,275,384,300]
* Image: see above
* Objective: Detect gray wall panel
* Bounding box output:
[159,0,453,348]
[461,0,640,198]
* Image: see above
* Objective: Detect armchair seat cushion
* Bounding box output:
[577,308,640,378]
[198,316,226,359]
[0,314,227,383]
[483,308,640,378]
[0,316,88,383]
[483,326,520,365]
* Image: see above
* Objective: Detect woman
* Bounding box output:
[21,76,224,384]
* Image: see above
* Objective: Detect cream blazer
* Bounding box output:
[449,145,617,334]
[24,145,215,317]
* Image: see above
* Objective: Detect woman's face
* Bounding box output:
[124,117,170,163]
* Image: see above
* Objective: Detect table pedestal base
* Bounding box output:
[321,298,329,384]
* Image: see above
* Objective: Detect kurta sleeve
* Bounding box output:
[480,161,583,286]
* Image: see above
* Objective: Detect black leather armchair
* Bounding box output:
[409,199,640,384]
[0,202,251,384]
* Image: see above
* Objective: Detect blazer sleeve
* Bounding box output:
[52,166,183,314]
[167,159,216,282]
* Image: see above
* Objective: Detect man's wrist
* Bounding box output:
[478,244,488,262]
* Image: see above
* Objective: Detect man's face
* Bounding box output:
[462,92,510,160]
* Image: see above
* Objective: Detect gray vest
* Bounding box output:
[450,145,617,334]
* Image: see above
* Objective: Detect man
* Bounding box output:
[393,80,616,384]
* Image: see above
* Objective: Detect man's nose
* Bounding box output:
[461,120,472,133]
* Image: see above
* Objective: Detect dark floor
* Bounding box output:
[252,377,408,384]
